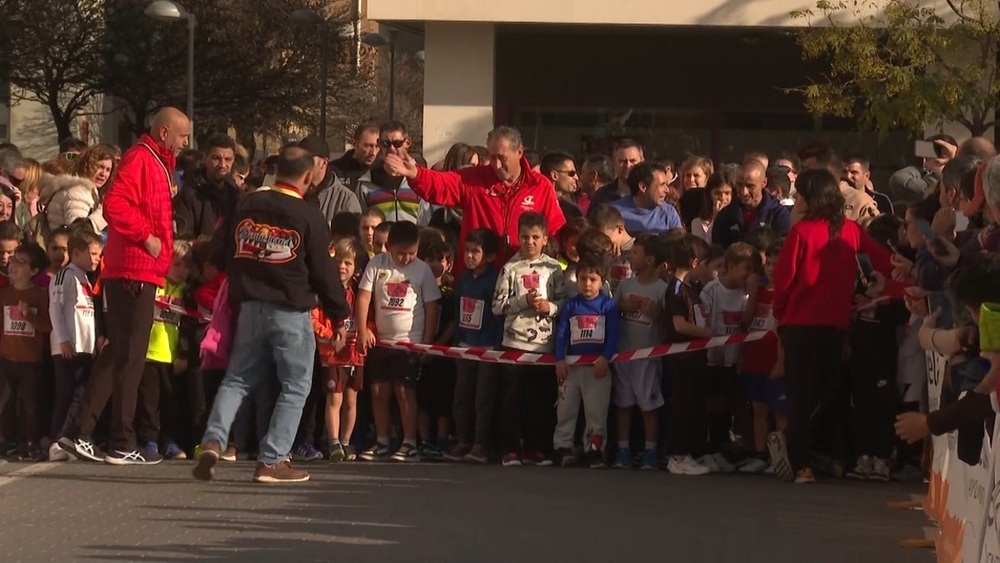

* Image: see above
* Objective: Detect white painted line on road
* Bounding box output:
[0,462,60,489]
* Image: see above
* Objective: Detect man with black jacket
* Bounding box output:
[174,134,241,238]
[712,160,790,248]
[192,146,350,484]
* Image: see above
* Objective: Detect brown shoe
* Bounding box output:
[253,460,310,483]
[192,441,222,481]
[220,445,237,462]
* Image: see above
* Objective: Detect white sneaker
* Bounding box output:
[847,455,872,480]
[738,457,769,474]
[868,457,891,482]
[712,452,735,473]
[698,454,720,472]
[48,442,69,462]
[669,455,711,475]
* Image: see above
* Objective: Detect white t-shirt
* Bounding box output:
[700,278,747,367]
[49,263,96,356]
[614,276,668,351]
[359,253,442,342]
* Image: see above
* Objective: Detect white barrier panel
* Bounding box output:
[927,351,948,522]
[963,427,992,560]
[978,407,1000,562]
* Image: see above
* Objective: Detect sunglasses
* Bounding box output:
[379,139,406,149]
[555,169,577,177]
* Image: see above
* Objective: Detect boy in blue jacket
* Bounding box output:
[445,229,502,464]
[553,254,620,468]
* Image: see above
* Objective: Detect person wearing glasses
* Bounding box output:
[539,151,583,220]
[356,121,431,225]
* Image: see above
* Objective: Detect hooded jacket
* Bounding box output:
[101,134,175,286]
[309,169,362,225]
[38,174,108,233]
[174,166,241,239]
[712,191,790,248]
[330,150,372,191]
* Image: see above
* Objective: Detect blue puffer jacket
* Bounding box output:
[711,191,791,248]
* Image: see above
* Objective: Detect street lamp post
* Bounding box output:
[144,0,196,141]
[362,31,398,121]
[290,9,328,141]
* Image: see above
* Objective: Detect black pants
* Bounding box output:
[52,355,93,439]
[500,363,556,454]
[75,280,156,451]
[0,360,42,443]
[850,357,897,460]
[296,359,326,446]
[779,325,846,472]
[666,355,708,457]
[453,358,499,446]
[135,362,178,446]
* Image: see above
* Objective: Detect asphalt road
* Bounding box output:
[0,459,931,562]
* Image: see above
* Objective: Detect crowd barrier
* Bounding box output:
[922,350,1000,563]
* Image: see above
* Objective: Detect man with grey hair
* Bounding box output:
[0,146,24,200]
[383,125,566,273]
[577,154,615,215]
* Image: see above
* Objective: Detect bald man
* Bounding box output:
[59,107,190,466]
[959,136,997,160]
[712,160,791,248]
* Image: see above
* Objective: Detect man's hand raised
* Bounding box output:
[383,152,419,180]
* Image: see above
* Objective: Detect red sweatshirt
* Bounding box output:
[408,156,566,274]
[101,134,175,287]
[773,218,903,329]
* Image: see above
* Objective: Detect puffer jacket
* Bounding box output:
[38,174,108,233]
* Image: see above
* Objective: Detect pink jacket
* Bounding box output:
[199,277,238,370]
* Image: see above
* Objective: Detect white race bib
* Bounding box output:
[721,310,743,335]
[622,294,652,326]
[459,297,484,330]
[344,317,356,335]
[750,303,773,331]
[570,315,606,346]
[4,305,36,337]
[154,304,182,325]
[381,280,416,312]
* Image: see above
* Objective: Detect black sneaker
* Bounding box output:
[586,447,605,469]
[104,448,164,466]
[58,437,105,462]
[555,448,577,467]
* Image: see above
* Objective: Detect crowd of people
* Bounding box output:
[0,107,997,485]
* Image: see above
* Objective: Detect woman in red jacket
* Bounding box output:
[770,169,898,485]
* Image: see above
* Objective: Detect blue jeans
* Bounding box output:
[202,301,316,464]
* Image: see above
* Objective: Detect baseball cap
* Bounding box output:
[297,135,330,159]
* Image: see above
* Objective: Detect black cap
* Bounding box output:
[297,135,330,159]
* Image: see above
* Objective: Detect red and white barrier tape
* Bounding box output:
[154,299,212,323]
[376,330,768,365]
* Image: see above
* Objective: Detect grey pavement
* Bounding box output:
[0,459,931,562]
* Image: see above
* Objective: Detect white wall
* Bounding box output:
[421,22,496,164]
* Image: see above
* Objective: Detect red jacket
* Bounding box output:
[773,218,904,329]
[409,157,566,273]
[101,134,175,286]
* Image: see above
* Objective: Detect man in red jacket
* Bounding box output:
[60,107,190,466]
[383,126,565,273]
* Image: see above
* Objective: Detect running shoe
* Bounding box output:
[640,449,658,471]
[359,442,391,461]
[48,441,69,462]
[391,443,422,463]
[254,460,309,483]
[220,446,238,462]
[586,445,605,469]
[712,452,736,473]
[293,443,323,462]
[794,468,816,484]
[143,441,159,455]
[613,448,632,469]
[421,443,444,461]
[847,455,873,480]
[698,454,720,473]
[163,443,187,460]
[58,437,105,463]
[104,448,163,466]
[766,431,794,482]
[329,443,346,463]
[444,443,472,462]
[555,447,577,467]
[667,455,711,475]
[342,444,357,461]
[501,451,521,467]
[465,445,489,465]
[869,457,891,482]
[738,457,769,474]
[523,450,552,467]
[192,442,221,481]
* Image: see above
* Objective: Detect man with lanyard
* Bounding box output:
[193,146,350,484]
[60,107,189,465]
[383,126,566,273]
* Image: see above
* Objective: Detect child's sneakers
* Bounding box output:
[163,442,187,460]
[738,457,769,474]
[794,468,816,484]
[555,448,577,467]
[522,450,552,467]
[869,457,891,482]
[700,453,735,473]
[767,431,794,482]
[220,445,238,462]
[444,443,471,462]
[421,442,444,461]
[391,442,422,463]
[329,443,346,463]
[639,449,658,471]
[342,444,357,461]
[666,455,711,475]
[465,445,489,465]
[293,443,323,462]
[48,441,70,462]
[359,442,391,461]
[501,451,521,467]
[847,455,873,480]
[613,448,632,469]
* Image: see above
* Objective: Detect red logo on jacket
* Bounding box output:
[234,219,301,264]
